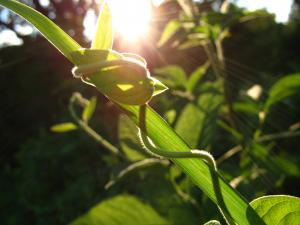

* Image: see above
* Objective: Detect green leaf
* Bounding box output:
[69,195,169,225]
[175,83,223,148]
[0,0,80,63]
[154,65,187,89]
[50,123,78,133]
[157,20,181,47]
[250,195,300,225]
[186,62,209,92]
[265,73,300,111]
[118,115,146,161]
[82,97,97,123]
[91,0,113,50]
[217,120,243,142]
[151,77,169,96]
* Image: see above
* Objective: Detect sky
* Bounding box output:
[0,0,294,47]
[235,0,293,23]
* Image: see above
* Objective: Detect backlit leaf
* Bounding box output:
[250,195,300,225]
[50,123,78,133]
[69,195,169,225]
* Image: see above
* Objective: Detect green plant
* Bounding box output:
[0,0,299,224]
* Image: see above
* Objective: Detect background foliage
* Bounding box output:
[0,0,300,224]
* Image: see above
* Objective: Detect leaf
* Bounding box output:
[91,0,113,50]
[50,123,78,133]
[233,102,260,115]
[0,0,80,63]
[157,20,181,47]
[154,65,187,89]
[250,195,300,225]
[82,97,97,123]
[118,115,146,161]
[151,77,169,96]
[265,73,300,111]
[69,195,169,225]
[186,62,209,92]
[175,82,223,148]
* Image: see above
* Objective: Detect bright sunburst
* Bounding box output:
[109,0,152,41]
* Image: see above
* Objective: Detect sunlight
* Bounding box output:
[109,0,152,42]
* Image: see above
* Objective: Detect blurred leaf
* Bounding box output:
[157,20,181,47]
[91,0,113,50]
[250,195,300,225]
[217,120,243,142]
[204,220,221,225]
[233,102,260,115]
[118,115,146,161]
[69,195,169,225]
[265,73,300,111]
[186,62,209,92]
[50,123,78,133]
[154,65,187,89]
[175,85,223,148]
[82,97,97,123]
[272,156,300,177]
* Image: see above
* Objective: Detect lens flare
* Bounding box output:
[109,0,152,42]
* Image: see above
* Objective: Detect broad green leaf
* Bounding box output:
[175,83,223,148]
[69,195,169,225]
[50,123,77,133]
[118,115,146,161]
[92,0,113,50]
[157,20,181,47]
[154,65,187,89]
[203,220,221,225]
[186,62,209,92]
[265,73,300,111]
[82,97,97,123]
[250,195,300,225]
[0,0,80,63]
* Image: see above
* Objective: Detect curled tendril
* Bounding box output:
[71,57,217,170]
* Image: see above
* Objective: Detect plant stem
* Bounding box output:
[69,94,124,158]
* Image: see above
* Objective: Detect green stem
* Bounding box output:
[69,94,123,158]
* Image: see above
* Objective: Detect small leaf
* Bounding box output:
[154,65,187,89]
[186,62,209,92]
[82,97,97,122]
[69,195,169,225]
[91,0,113,50]
[151,77,168,96]
[157,20,181,47]
[50,123,78,133]
[265,73,300,112]
[250,195,300,225]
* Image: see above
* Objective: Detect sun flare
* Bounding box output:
[109,0,152,42]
